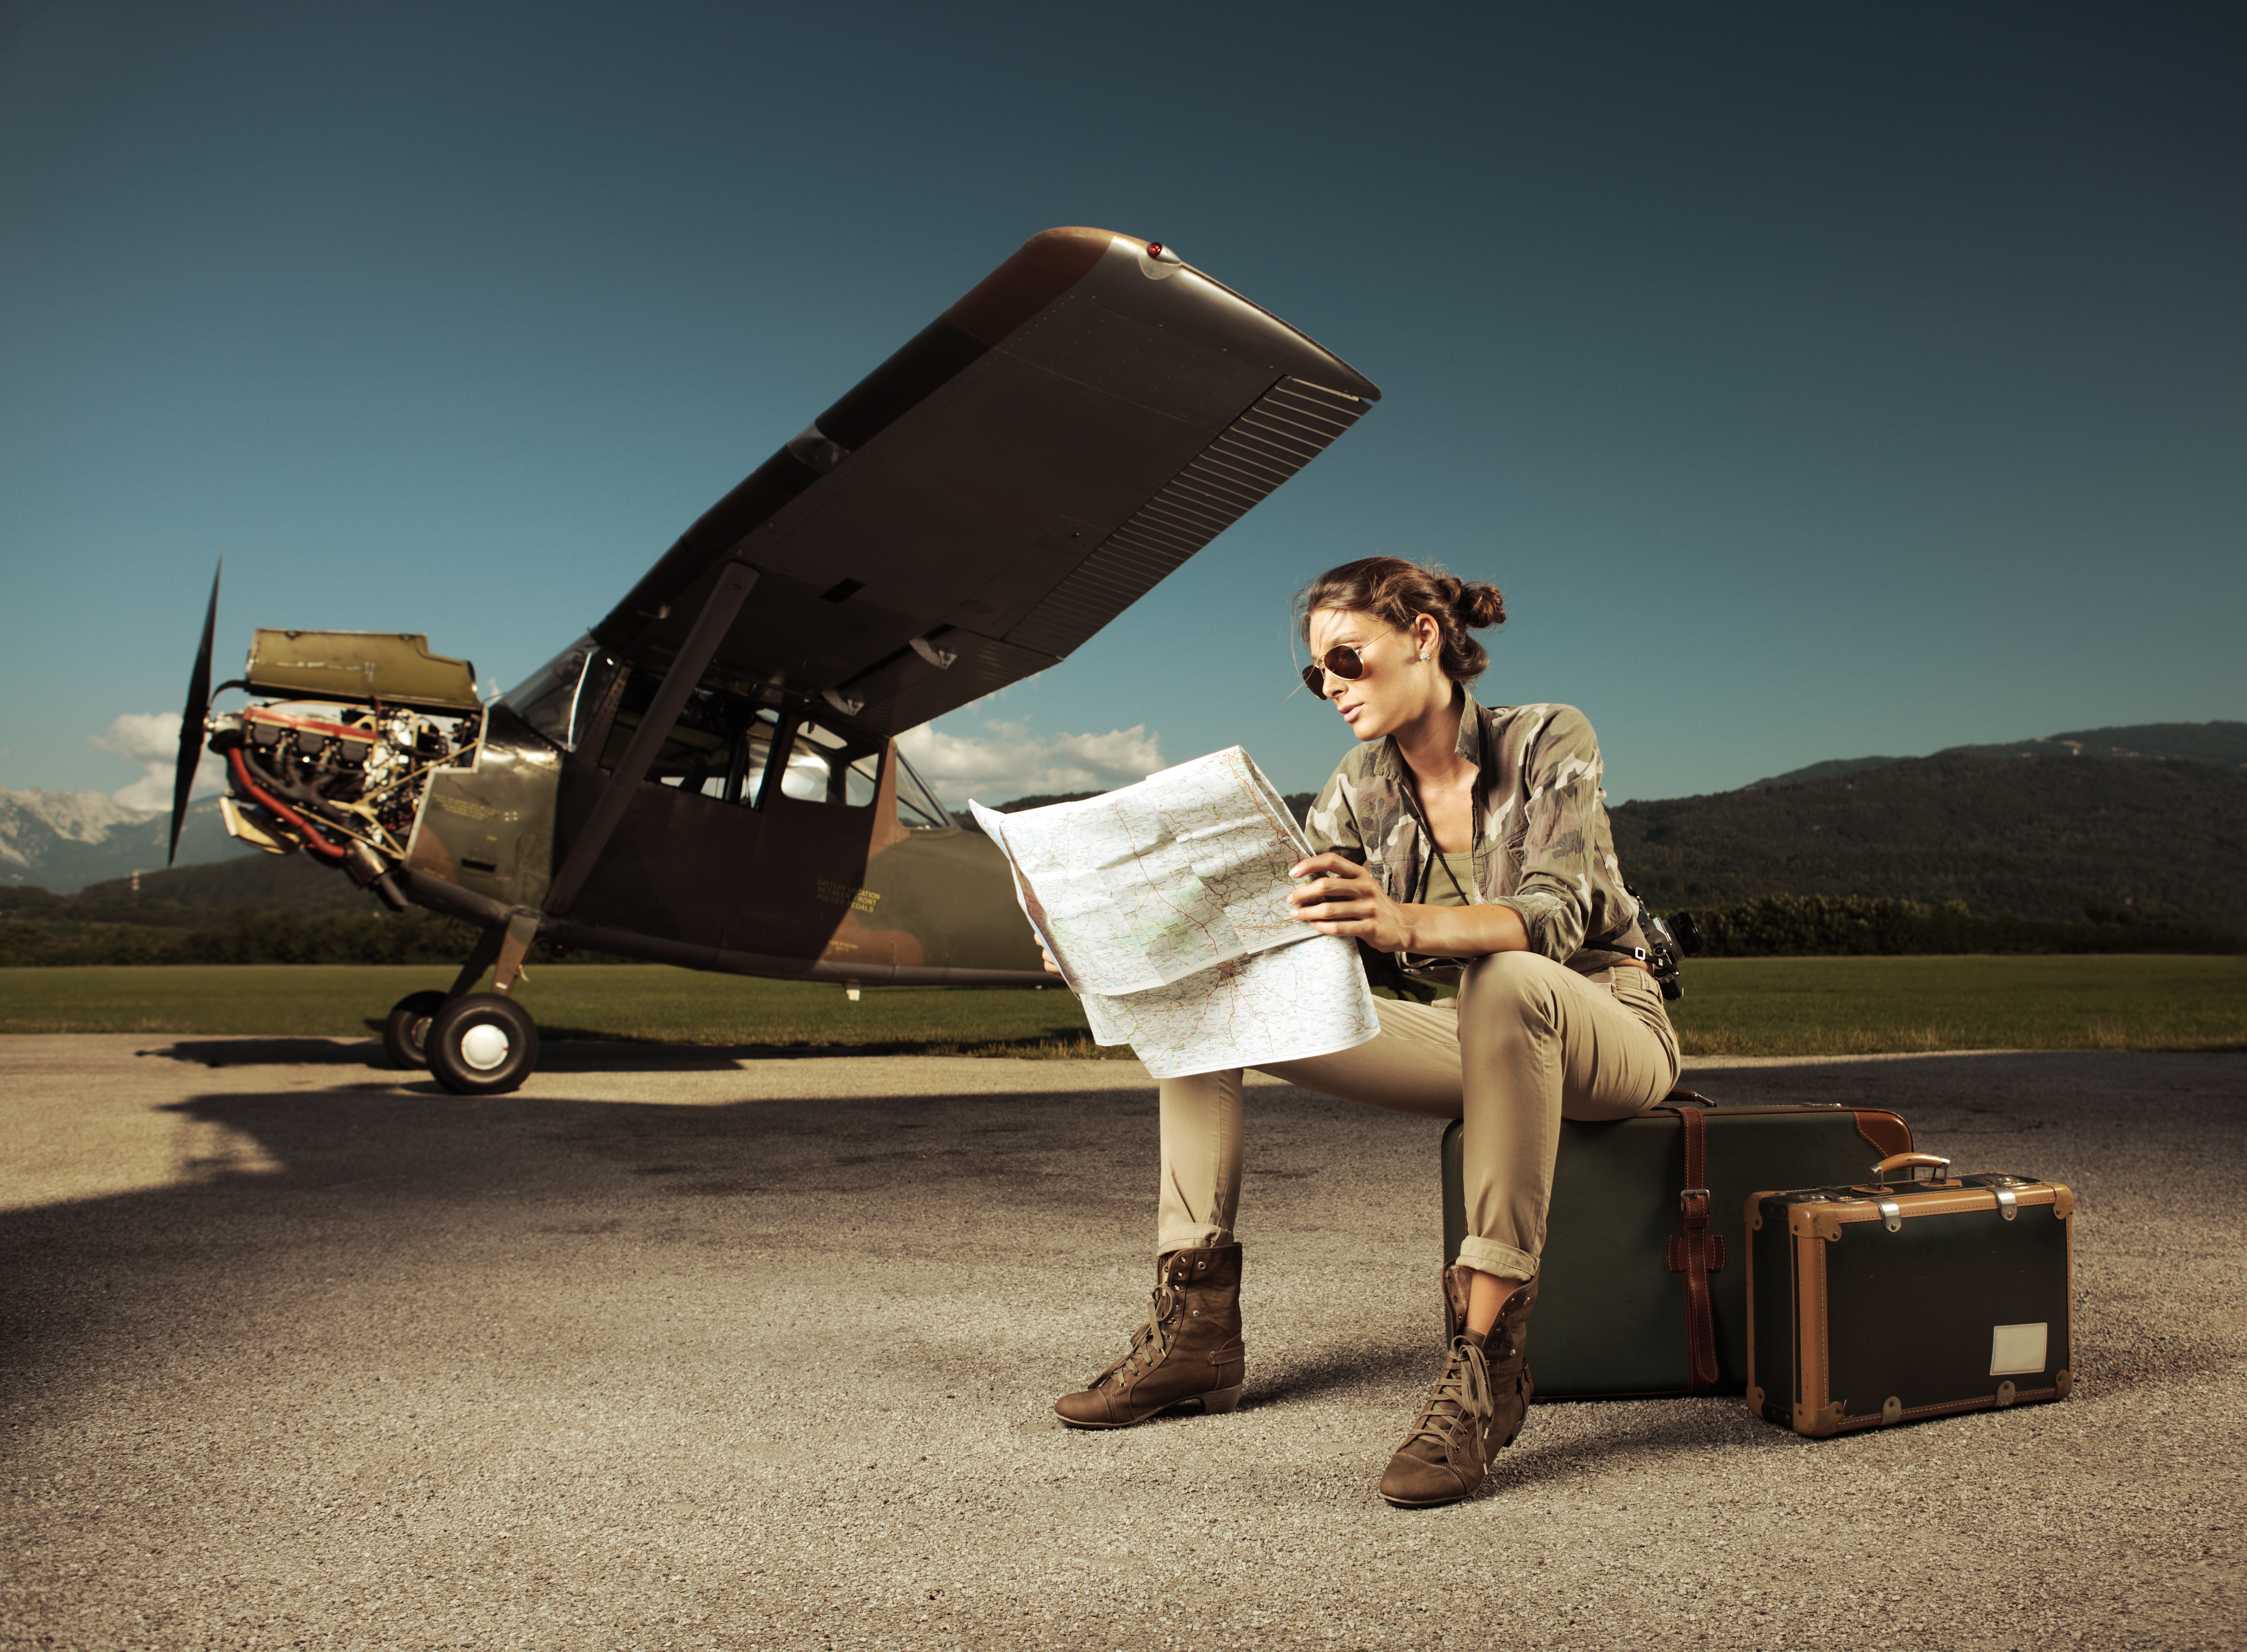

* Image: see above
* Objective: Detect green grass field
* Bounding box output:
[1669,955,2245,1055]
[1,955,2241,1055]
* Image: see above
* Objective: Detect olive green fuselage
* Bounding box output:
[392,700,1042,985]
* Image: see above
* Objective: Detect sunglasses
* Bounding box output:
[1299,640,1377,697]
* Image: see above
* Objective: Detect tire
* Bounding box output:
[381,990,450,1069]
[425,992,540,1095]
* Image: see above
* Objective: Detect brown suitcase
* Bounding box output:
[1746,1153,2076,1437]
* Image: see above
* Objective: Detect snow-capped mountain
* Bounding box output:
[0,789,253,893]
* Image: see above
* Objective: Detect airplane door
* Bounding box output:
[552,671,773,964]
[727,714,903,970]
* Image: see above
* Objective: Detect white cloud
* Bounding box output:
[898,718,1164,805]
[91,712,220,813]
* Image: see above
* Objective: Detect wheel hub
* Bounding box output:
[459,1023,512,1071]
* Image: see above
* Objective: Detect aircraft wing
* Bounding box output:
[590,227,1379,739]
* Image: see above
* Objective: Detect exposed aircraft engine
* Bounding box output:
[207,701,482,908]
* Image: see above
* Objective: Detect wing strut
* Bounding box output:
[544,561,761,918]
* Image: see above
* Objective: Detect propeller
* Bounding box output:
[168,558,222,867]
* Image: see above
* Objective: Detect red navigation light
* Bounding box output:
[1147,243,1164,258]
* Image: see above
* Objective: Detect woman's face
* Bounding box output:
[1305,607,1444,743]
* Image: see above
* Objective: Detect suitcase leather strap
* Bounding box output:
[1663,1096,1725,1391]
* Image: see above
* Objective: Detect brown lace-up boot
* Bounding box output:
[1053,1244,1245,1429]
[1378,1278,1537,1507]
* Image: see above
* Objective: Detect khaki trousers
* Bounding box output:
[1156,950,1681,1280]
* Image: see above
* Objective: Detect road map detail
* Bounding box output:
[974,748,1380,1077]
[1075,934,1380,1080]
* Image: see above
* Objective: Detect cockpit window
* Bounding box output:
[572,653,622,749]
[502,636,596,748]
[503,636,622,753]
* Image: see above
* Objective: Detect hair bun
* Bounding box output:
[1458,580,1506,630]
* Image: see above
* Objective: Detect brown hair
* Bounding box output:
[1294,557,1507,684]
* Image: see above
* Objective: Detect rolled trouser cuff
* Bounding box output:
[1157,1224,1232,1260]
[1455,1237,1538,1281]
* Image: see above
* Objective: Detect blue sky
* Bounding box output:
[3,1,2241,812]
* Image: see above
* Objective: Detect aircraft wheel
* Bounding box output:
[426,993,540,1095]
[381,990,450,1069]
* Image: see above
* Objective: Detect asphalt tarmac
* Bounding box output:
[3,1035,2242,1652]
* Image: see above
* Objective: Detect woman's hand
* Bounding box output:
[1287,852,1419,954]
[1038,940,1065,979]
[1287,852,1533,960]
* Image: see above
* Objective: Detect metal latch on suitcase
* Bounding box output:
[1964,1172,2034,1220]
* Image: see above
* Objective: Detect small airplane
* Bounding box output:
[168,227,1379,1094]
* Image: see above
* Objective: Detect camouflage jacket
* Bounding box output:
[1300,691,1648,986]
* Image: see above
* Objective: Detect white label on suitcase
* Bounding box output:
[1990,1322,2048,1375]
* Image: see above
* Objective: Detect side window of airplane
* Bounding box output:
[778,720,880,807]
[593,673,943,821]
[600,672,780,807]
[890,749,955,831]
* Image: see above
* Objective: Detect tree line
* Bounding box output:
[1,890,2231,968]
[0,905,641,969]
[1671,894,2237,957]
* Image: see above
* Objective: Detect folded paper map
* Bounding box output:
[971,748,1381,1079]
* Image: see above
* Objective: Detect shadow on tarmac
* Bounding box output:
[144,1035,1139,1071]
[0,1075,1160,1393]
[10,1051,2245,1408]
[147,1037,806,1071]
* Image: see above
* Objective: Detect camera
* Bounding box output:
[1643,909,1700,1002]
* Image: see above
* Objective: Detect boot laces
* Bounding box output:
[1095,1283,1182,1388]
[1402,1337,1492,1453]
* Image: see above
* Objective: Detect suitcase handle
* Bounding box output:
[1871,1151,1952,1185]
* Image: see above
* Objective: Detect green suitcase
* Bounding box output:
[1439,1093,1912,1398]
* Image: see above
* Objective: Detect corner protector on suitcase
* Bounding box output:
[1794,1400,1845,1438]
[1789,1205,1847,1242]
[2051,1186,2076,1220]
[2055,1368,2073,1398]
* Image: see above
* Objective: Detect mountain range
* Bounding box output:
[1612,750,2247,938]
[1745,720,2247,789]
[0,791,252,895]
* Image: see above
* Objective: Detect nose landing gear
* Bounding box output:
[424,992,541,1095]
[383,913,545,1094]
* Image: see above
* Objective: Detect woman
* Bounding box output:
[1051,555,1681,1508]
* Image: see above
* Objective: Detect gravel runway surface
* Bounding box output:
[2,1035,2242,1651]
